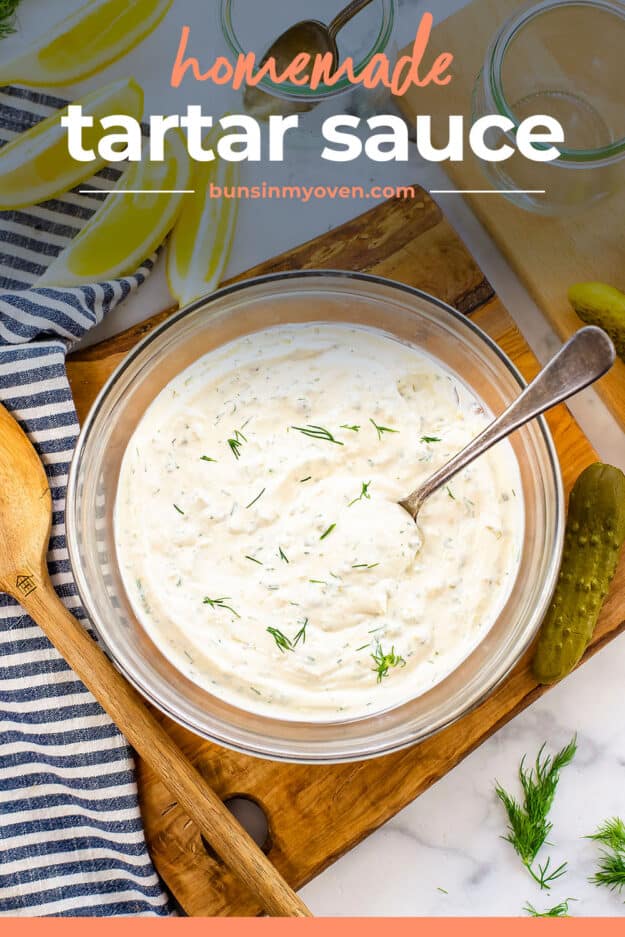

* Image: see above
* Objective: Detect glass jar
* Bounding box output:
[472,0,625,214]
[219,0,397,144]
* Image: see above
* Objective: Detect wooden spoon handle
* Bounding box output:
[18,573,311,918]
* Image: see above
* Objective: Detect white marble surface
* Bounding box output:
[6,0,625,917]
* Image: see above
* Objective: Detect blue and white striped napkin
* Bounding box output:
[0,86,170,916]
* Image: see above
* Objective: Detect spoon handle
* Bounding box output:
[328,0,376,39]
[18,576,311,918]
[400,326,615,519]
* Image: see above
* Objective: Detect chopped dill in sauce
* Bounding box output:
[371,643,406,683]
[348,480,372,507]
[203,596,240,619]
[227,429,247,460]
[291,424,344,446]
[245,487,266,509]
[369,417,399,441]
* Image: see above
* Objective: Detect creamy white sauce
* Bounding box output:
[115,323,524,722]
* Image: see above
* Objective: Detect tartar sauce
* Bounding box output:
[115,323,524,721]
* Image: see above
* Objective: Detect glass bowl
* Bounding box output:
[66,272,564,764]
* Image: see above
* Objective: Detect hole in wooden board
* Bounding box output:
[202,796,271,863]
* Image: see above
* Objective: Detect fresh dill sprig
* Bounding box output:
[371,643,405,683]
[200,455,217,463]
[369,417,399,441]
[588,817,625,892]
[421,435,441,444]
[293,618,308,647]
[524,899,573,917]
[495,737,576,889]
[245,487,266,509]
[173,504,185,515]
[267,627,293,653]
[204,596,240,619]
[291,424,344,446]
[227,429,247,459]
[278,546,289,563]
[349,480,372,508]
[245,555,263,565]
[0,0,21,39]
[320,523,336,541]
[341,424,360,432]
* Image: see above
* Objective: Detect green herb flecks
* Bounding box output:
[370,418,399,441]
[245,487,266,509]
[349,480,372,508]
[245,555,263,565]
[293,618,308,647]
[421,435,441,444]
[588,817,625,892]
[0,0,21,39]
[227,429,247,460]
[173,504,185,515]
[320,523,336,541]
[267,627,293,653]
[495,737,576,889]
[446,486,456,500]
[371,643,406,683]
[291,424,344,446]
[300,476,312,483]
[341,424,360,432]
[524,899,573,917]
[200,455,217,463]
[204,596,240,619]
[279,546,289,564]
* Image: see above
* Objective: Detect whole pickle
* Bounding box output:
[533,463,625,685]
[569,282,625,362]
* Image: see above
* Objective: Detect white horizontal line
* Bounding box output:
[430,189,546,194]
[78,189,196,195]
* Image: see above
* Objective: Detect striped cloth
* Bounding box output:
[0,86,170,915]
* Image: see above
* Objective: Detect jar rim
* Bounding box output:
[485,0,625,165]
[219,0,397,102]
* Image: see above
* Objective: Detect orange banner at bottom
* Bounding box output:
[1,920,625,934]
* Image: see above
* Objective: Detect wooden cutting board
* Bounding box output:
[396,0,625,430]
[66,189,625,917]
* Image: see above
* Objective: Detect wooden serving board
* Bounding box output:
[66,190,625,917]
[397,0,625,430]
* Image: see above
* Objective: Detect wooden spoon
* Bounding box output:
[0,402,311,919]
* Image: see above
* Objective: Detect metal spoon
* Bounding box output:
[244,0,376,118]
[399,326,615,522]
